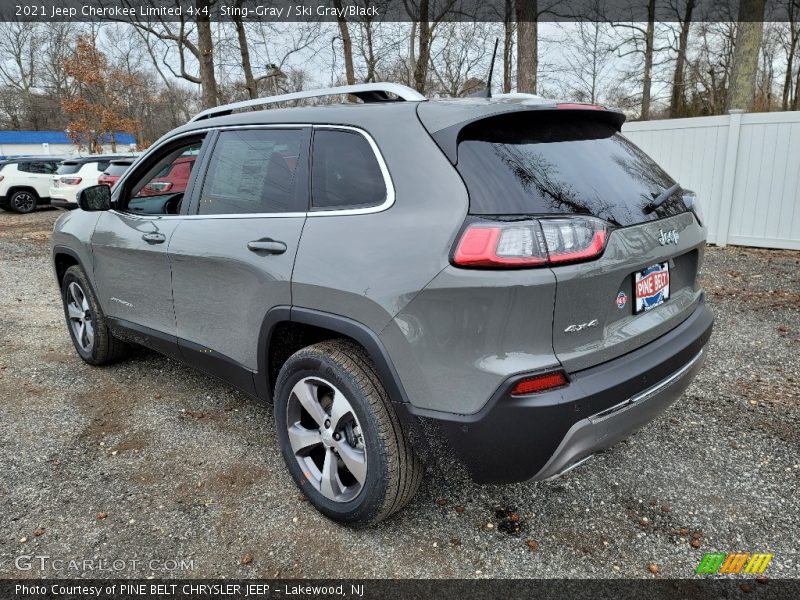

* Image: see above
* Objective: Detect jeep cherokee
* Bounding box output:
[51,83,713,526]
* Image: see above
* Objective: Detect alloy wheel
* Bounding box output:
[12,192,35,212]
[286,377,367,503]
[66,282,95,352]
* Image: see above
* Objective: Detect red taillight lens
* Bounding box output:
[540,218,607,264]
[511,372,568,396]
[453,217,608,268]
[453,223,547,267]
[556,102,606,110]
[61,177,82,185]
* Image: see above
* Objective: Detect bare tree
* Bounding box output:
[515,0,537,93]
[727,0,767,110]
[669,0,696,117]
[403,0,459,94]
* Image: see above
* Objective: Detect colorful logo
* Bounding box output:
[616,291,628,309]
[635,263,670,312]
[696,552,773,575]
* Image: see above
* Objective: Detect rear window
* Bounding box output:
[57,162,81,175]
[456,113,687,226]
[105,163,132,176]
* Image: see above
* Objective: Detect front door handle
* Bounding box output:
[247,238,287,255]
[142,232,166,244]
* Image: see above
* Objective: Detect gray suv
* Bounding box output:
[51,83,713,526]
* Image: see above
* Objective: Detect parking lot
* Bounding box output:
[1,208,798,579]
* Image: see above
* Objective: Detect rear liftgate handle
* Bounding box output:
[247,238,287,255]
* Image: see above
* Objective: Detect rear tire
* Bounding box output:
[61,265,130,365]
[9,190,38,213]
[274,340,423,527]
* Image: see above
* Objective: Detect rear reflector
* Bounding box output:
[511,372,568,396]
[453,217,608,268]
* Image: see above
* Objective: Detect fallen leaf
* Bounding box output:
[98,512,108,520]
[647,563,660,575]
[526,539,539,552]
[33,528,44,537]
[436,498,448,507]
[690,539,701,549]
[241,553,253,566]
[450,537,461,546]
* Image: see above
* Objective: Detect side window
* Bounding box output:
[311,129,386,210]
[121,138,203,215]
[96,161,111,172]
[198,129,303,215]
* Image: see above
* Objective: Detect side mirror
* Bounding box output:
[77,185,111,211]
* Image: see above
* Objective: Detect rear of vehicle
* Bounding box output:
[0,159,60,213]
[98,159,134,188]
[136,154,194,196]
[393,103,713,483]
[51,159,115,209]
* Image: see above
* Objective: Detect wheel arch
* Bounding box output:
[257,306,411,408]
[7,185,41,199]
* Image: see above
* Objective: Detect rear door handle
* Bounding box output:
[142,232,166,244]
[247,238,287,255]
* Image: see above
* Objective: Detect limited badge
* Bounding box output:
[616,291,628,309]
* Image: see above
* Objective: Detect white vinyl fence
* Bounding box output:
[622,110,800,250]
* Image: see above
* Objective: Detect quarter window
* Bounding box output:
[311,129,386,210]
[199,129,304,215]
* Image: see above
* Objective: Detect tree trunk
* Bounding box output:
[233,3,256,100]
[503,0,513,93]
[515,0,537,93]
[196,0,219,109]
[727,0,767,111]
[669,0,695,117]
[795,64,800,109]
[333,0,355,85]
[413,0,431,94]
[640,0,655,119]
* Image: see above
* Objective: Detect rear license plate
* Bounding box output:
[634,262,670,313]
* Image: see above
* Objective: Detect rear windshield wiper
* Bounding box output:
[645,182,681,213]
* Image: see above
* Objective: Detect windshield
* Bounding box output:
[456,112,687,226]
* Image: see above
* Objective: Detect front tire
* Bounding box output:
[9,190,38,213]
[274,340,423,527]
[61,265,130,365]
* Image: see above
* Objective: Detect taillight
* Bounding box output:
[683,191,704,226]
[556,102,605,110]
[146,182,172,192]
[61,177,82,185]
[453,217,608,268]
[511,371,568,396]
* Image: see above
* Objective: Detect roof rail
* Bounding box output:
[190,82,427,122]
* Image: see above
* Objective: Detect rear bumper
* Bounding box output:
[411,294,713,484]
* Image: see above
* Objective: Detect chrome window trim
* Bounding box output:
[110,123,394,221]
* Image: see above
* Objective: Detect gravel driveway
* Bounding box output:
[1,209,798,579]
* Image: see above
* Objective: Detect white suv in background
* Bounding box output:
[0,157,66,213]
[50,155,136,209]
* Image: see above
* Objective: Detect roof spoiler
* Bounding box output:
[429,105,626,164]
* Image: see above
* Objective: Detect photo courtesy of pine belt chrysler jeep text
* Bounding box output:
[51,83,713,526]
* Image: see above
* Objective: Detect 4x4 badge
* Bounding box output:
[658,229,680,245]
[564,319,599,333]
